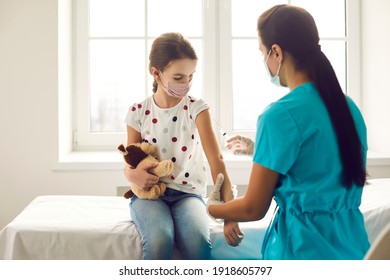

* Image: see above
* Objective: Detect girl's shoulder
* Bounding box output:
[185,95,206,105]
[184,95,210,115]
[128,96,153,113]
[185,95,209,108]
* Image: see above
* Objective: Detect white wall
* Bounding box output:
[0,0,390,230]
[0,0,127,230]
[361,0,390,154]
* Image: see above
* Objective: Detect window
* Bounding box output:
[73,0,359,150]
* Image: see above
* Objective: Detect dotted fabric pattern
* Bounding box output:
[125,96,210,196]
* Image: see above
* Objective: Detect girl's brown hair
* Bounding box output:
[149,32,197,93]
[258,5,366,187]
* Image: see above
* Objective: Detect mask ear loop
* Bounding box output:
[265,49,272,63]
[271,46,283,73]
[152,69,168,94]
[157,69,171,94]
[275,62,282,76]
[158,69,169,82]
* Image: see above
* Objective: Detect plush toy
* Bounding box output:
[118,142,174,200]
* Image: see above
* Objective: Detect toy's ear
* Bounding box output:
[123,189,134,199]
[125,145,148,167]
[118,144,128,155]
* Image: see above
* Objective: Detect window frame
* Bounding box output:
[72,0,361,151]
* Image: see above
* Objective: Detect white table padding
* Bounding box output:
[1,178,389,260]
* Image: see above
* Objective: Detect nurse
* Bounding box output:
[207,4,370,259]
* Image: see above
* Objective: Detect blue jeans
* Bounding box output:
[130,188,211,260]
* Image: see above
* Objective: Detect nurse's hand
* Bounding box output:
[206,173,224,223]
[226,135,254,155]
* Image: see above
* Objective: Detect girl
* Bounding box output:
[124,32,242,260]
[208,5,370,259]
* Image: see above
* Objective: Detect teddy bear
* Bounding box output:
[118,142,174,200]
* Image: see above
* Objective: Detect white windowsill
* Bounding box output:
[51,150,390,171]
[366,150,390,166]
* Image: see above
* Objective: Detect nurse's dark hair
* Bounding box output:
[257,5,366,187]
[149,32,197,93]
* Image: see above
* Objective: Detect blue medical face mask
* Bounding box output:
[264,49,282,87]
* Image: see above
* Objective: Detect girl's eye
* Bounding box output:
[173,76,182,81]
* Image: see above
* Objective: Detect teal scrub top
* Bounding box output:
[254,82,370,260]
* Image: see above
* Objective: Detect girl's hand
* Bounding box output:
[124,162,159,190]
[226,135,254,155]
[224,221,244,247]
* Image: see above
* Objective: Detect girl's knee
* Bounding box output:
[143,228,175,260]
[179,235,211,260]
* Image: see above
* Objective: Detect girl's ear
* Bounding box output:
[150,67,160,80]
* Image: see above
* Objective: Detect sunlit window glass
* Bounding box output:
[88,0,203,133]
[231,0,346,130]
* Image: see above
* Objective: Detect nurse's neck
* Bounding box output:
[284,69,311,91]
[281,55,311,91]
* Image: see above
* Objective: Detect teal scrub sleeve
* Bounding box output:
[253,103,300,175]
